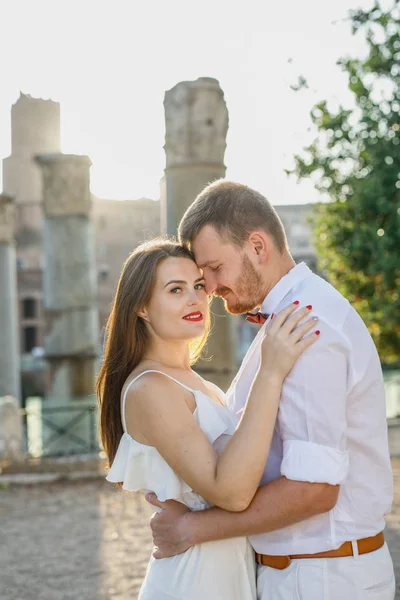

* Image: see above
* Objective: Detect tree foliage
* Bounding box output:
[291,1,400,365]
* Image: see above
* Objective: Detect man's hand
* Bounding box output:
[146,493,193,558]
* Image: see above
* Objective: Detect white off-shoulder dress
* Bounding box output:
[106,370,257,600]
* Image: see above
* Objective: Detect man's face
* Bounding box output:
[192,225,265,314]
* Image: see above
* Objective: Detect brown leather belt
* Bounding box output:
[255,532,385,570]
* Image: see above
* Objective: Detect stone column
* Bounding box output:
[0,396,23,459]
[0,194,20,401]
[35,154,99,402]
[163,77,237,389]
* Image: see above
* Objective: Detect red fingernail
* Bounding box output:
[293,300,300,305]
[315,330,320,336]
[306,305,312,310]
[271,313,274,319]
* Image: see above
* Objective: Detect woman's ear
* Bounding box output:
[138,308,149,322]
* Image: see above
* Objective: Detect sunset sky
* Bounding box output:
[0,0,387,204]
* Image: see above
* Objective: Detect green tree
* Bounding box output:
[291,1,400,365]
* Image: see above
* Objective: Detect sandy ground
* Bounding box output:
[2,461,400,600]
[0,478,153,600]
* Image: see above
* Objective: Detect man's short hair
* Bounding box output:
[178,179,288,252]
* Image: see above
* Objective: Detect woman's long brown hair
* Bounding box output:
[96,239,210,470]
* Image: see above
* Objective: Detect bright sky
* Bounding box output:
[0,0,388,204]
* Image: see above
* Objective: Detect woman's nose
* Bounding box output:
[188,290,199,305]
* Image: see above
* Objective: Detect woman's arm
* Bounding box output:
[126,303,318,512]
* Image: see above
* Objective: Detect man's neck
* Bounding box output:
[261,254,296,302]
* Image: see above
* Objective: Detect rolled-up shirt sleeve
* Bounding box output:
[279,323,350,486]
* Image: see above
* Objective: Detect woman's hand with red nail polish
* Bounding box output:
[260,303,320,381]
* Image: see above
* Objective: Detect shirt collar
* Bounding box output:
[260,262,312,315]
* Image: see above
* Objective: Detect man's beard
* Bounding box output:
[215,254,264,315]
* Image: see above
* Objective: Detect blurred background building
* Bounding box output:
[2,94,160,358]
[2,92,317,379]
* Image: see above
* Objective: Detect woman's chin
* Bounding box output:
[183,323,206,338]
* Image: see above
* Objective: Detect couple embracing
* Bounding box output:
[98,180,394,599]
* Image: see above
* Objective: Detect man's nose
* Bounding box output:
[204,277,217,296]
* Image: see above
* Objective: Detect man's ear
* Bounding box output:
[248,231,268,263]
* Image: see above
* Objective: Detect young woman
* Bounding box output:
[97,239,319,600]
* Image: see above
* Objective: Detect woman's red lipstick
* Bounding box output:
[183,311,203,322]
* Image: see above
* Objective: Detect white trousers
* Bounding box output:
[257,543,395,600]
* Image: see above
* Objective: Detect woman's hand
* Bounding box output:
[260,302,319,381]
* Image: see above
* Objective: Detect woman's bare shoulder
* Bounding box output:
[123,368,180,404]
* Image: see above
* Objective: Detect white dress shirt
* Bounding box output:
[226,263,393,555]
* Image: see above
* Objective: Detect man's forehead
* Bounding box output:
[192,225,227,265]
[193,224,221,244]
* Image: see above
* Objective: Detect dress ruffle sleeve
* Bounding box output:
[106,392,236,505]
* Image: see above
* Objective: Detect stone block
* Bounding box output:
[0,396,23,459]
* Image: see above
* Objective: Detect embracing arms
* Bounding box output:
[148,318,347,557]
[197,477,339,539]
[148,476,339,557]
[125,303,318,512]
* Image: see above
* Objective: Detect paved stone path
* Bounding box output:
[2,431,400,599]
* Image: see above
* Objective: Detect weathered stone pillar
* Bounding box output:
[35,154,99,401]
[0,396,23,459]
[163,77,237,389]
[0,194,20,401]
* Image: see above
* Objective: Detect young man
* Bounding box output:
[146,180,395,599]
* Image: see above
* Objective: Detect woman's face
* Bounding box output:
[142,257,208,342]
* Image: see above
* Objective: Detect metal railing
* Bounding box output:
[23,400,99,458]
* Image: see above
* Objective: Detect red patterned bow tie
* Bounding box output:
[246,312,269,325]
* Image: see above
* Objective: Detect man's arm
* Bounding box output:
[148,476,339,557]
[188,476,339,541]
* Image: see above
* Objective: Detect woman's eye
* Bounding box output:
[195,283,206,290]
[170,287,182,294]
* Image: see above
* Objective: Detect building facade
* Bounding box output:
[2,94,160,361]
[1,93,316,370]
